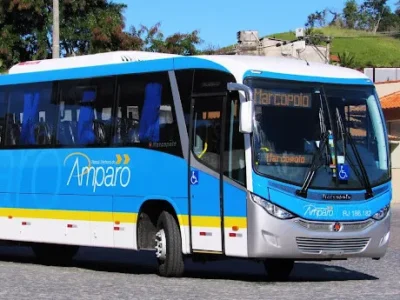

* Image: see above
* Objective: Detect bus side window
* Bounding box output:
[192,97,223,171]
[56,77,114,147]
[176,69,246,186]
[4,82,57,147]
[113,71,182,157]
[0,90,7,146]
[224,96,246,186]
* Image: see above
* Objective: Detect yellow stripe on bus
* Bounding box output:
[0,208,246,228]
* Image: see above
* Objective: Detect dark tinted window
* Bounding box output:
[175,69,236,133]
[57,77,115,147]
[224,96,246,185]
[4,82,57,147]
[0,88,7,145]
[191,94,246,186]
[113,71,182,157]
[192,96,224,171]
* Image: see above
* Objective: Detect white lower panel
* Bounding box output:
[191,227,222,252]
[0,217,18,241]
[0,217,242,257]
[64,220,91,246]
[114,223,136,250]
[180,225,190,254]
[91,222,114,248]
[0,218,132,248]
[224,228,248,257]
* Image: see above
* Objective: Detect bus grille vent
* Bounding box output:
[296,237,370,254]
[294,219,374,232]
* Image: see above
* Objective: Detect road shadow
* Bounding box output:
[0,246,378,283]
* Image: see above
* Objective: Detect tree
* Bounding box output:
[305,10,328,28]
[378,8,400,31]
[0,1,203,72]
[360,0,389,33]
[0,0,135,69]
[343,0,359,29]
[129,22,202,55]
[327,9,344,27]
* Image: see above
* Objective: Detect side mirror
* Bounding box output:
[227,82,254,134]
[239,101,253,133]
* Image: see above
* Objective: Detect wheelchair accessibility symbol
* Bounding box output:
[190,170,199,185]
[338,164,349,180]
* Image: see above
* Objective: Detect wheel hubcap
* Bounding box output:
[155,229,166,260]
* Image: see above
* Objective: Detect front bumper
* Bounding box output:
[247,196,391,260]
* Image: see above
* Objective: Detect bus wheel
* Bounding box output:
[155,210,185,277]
[263,259,294,281]
[32,243,79,266]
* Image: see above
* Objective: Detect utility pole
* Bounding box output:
[325,36,331,64]
[52,0,60,58]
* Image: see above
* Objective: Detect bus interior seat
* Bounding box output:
[34,117,52,145]
[138,82,162,142]
[112,118,124,144]
[93,119,107,145]
[112,115,139,144]
[126,119,140,143]
[20,92,40,145]
[58,120,77,145]
[5,113,20,146]
[77,90,96,145]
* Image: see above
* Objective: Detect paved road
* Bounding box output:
[0,206,399,300]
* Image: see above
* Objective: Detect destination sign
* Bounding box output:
[259,152,313,165]
[254,88,312,108]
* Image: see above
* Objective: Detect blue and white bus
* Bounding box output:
[0,51,392,279]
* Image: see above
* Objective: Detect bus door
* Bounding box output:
[188,92,229,253]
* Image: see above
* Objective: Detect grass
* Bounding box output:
[266,26,400,68]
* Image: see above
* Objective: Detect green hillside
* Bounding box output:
[266,26,400,68]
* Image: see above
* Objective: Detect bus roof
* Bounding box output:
[8,51,181,74]
[1,51,372,86]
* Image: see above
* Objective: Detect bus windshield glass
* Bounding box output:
[245,78,390,190]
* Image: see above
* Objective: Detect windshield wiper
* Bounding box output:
[296,131,330,198]
[336,108,373,199]
[296,105,331,198]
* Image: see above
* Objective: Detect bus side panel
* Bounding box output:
[0,193,18,241]
[223,181,248,257]
[0,149,16,240]
[113,196,138,249]
[0,148,189,250]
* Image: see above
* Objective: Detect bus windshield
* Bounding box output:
[245,78,390,191]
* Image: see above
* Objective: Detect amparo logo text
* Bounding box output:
[64,152,131,192]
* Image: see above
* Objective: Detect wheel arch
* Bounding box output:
[136,197,190,254]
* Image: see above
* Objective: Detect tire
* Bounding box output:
[264,259,294,281]
[155,211,185,277]
[32,243,79,266]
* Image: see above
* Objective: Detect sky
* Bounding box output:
[116,0,398,49]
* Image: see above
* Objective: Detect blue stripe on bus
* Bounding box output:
[243,70,374,85]
[0,57,229,86]
[0,148,186,211]
[252,172,391,221]
[0,147,246,217]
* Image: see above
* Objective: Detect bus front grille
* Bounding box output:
[294,219,374,232]
[296,237,370,254]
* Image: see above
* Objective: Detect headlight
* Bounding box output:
[372,205,390,221]
[250,193,295,219]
